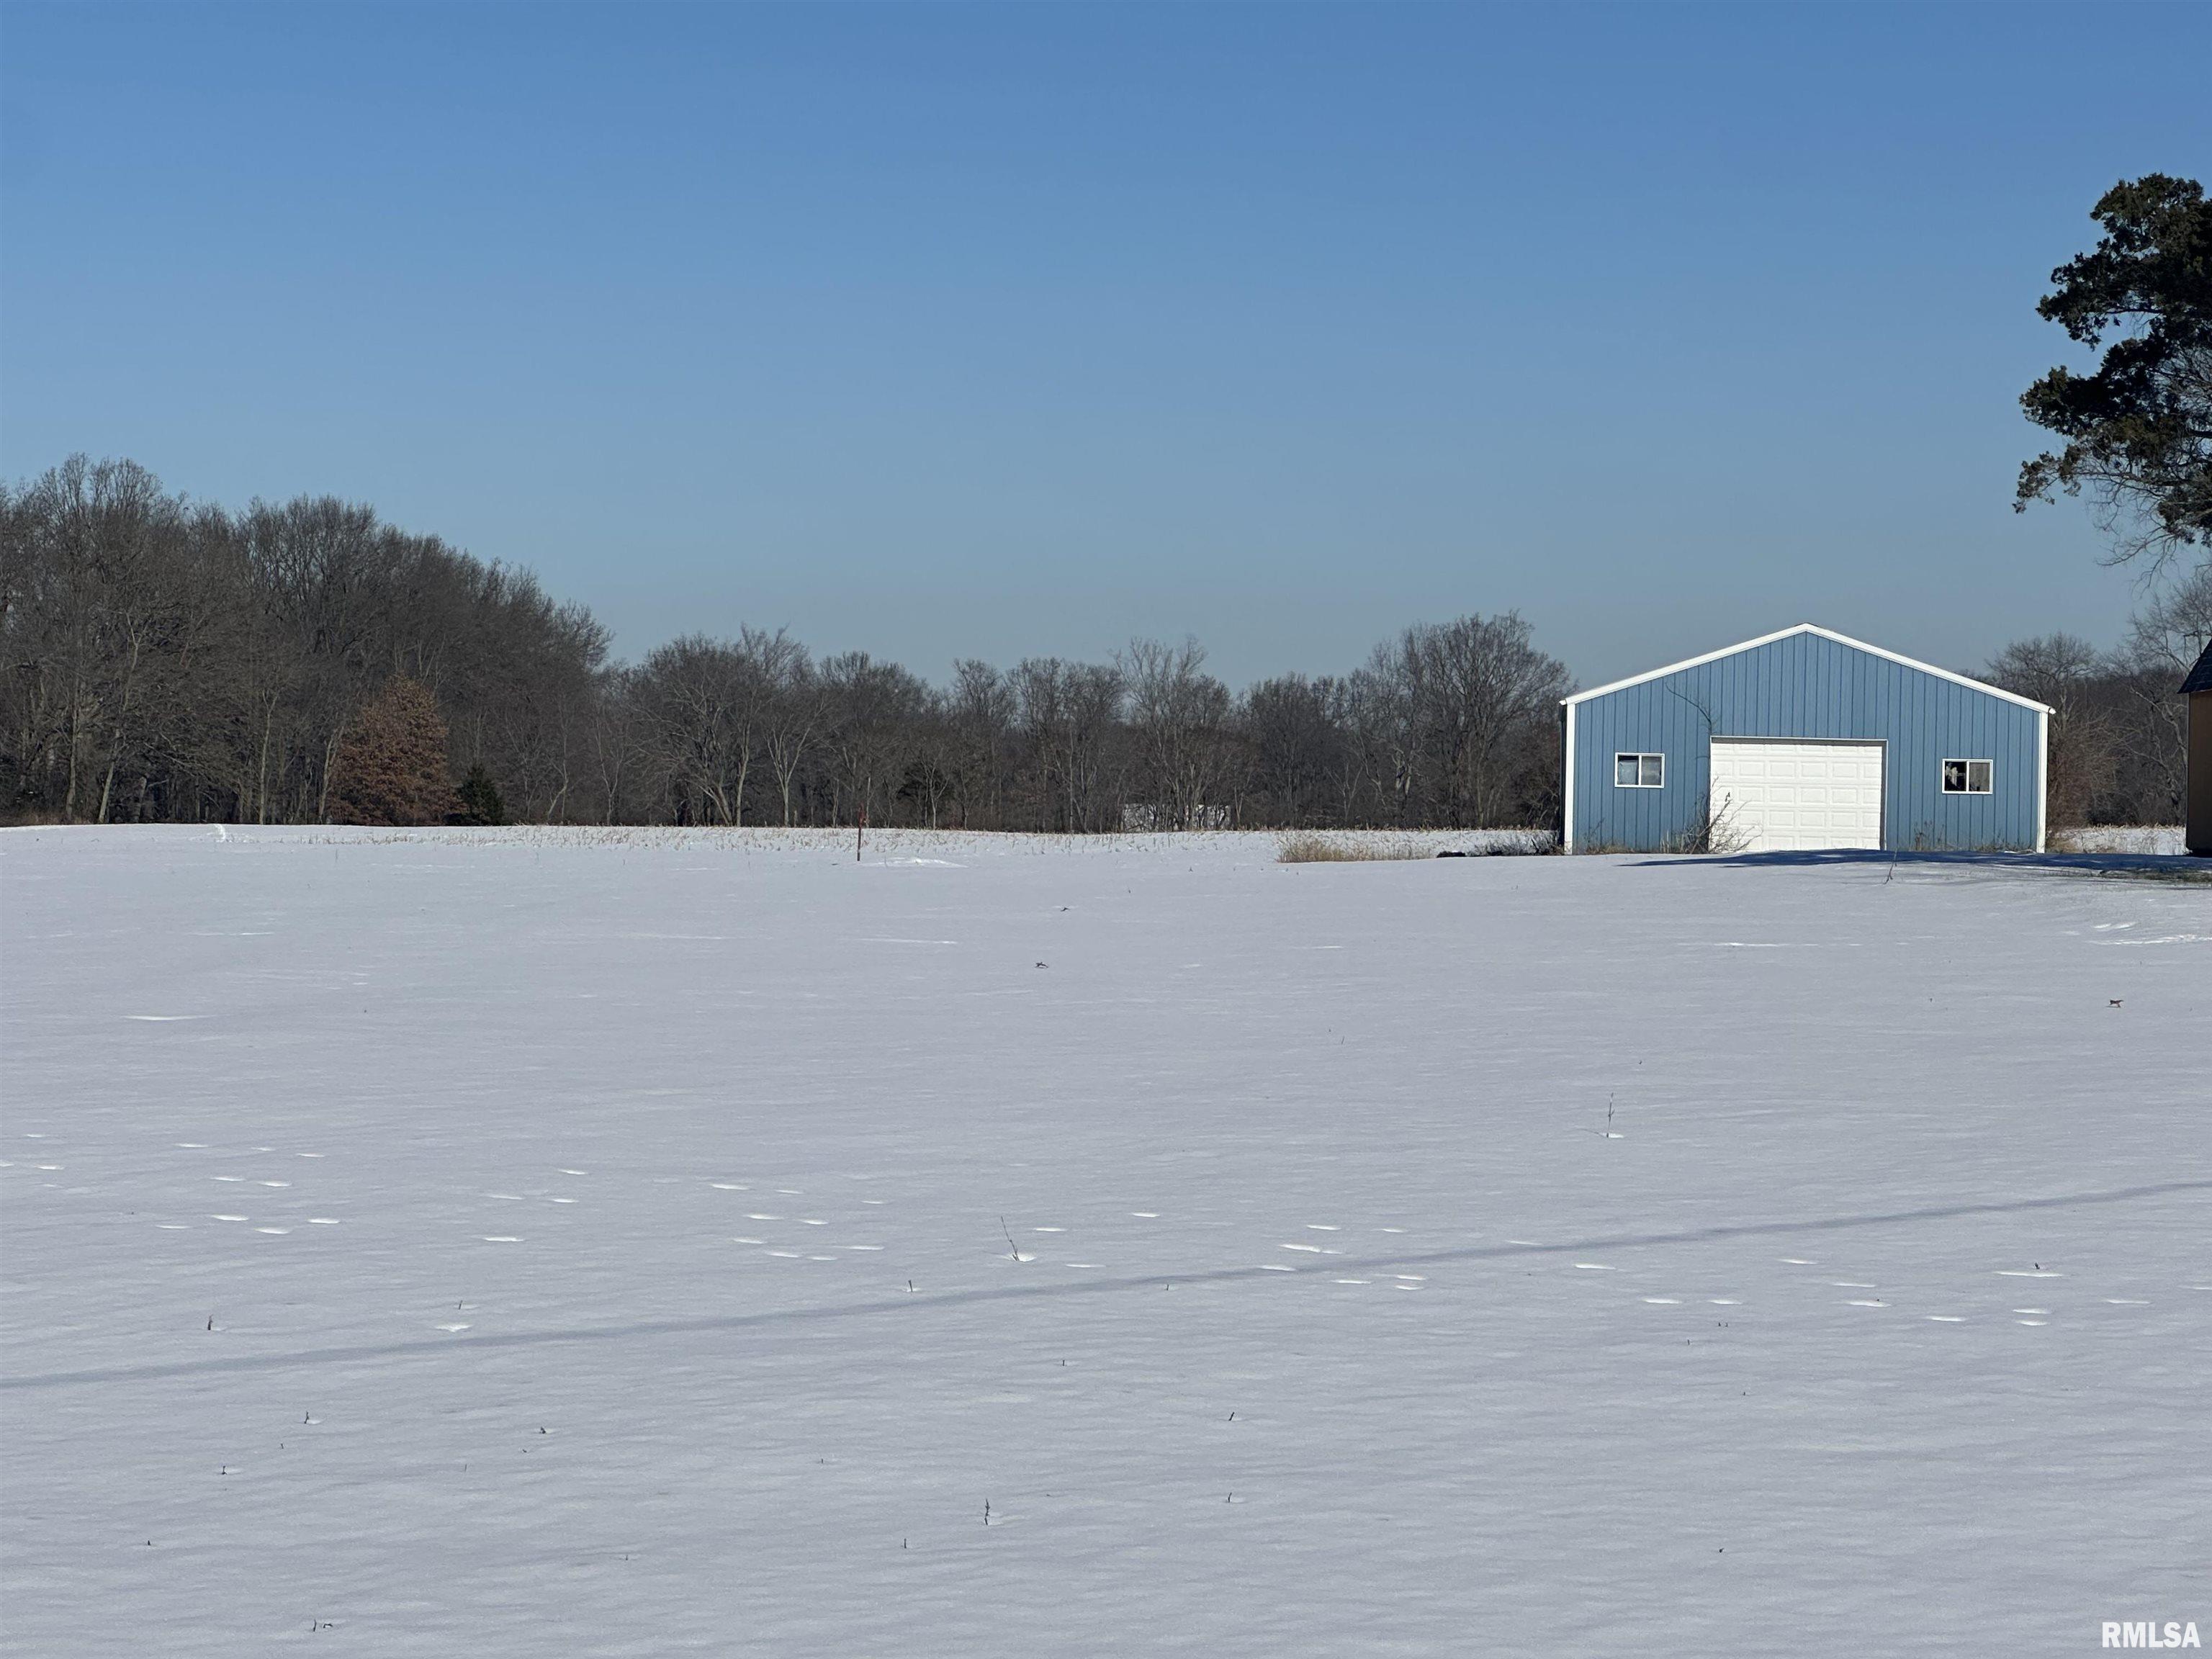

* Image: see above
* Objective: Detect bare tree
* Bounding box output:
[1243,674,1341,827]
[1399,613,1573,829]
[1012,657,1126,832]
[1345,647,1419,827]
[635,636,749,823]
[1120,637,1233,830]
[2110,565,2212,820]
[1986,634,2116,828]
[760,651,820,827]
[818,651,928,826]
[588,665,650,822]
[631,626,806,824]
[946,659,1015,829]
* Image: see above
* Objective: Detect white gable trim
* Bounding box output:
[1561,701,1577,853]
[2035,706,2049,853]
[1560,623,2053,714]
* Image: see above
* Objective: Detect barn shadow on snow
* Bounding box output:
[1628,847,2210,881]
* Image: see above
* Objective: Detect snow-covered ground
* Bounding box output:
[3,827,2206,1656]
[2051,824,2188,856]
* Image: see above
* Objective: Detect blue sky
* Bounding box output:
[4,2,2208,689]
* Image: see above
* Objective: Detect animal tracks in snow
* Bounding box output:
[89,1143,2193,1356]
[1504,1245,2186,1335]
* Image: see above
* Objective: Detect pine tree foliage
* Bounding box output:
[2018,174,2212,566]
[451,763,508,827]
[330,678,457,826]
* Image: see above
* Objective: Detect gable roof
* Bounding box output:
[2183,639,2212,696]
[1560,622,2053,713]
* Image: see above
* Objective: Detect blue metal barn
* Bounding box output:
[1561,624,2050,855]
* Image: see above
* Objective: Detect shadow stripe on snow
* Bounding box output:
[6,1178,2207,1392]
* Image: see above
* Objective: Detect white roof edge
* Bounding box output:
[1559,623,2054,714]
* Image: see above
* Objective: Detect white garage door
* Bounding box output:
[1709,739,1884,853]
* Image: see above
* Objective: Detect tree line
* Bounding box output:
[1982,567,2212,830]
[6,455,2204,834]
[1,455,1573,831]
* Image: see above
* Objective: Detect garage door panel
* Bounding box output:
[1709,739,1884,853]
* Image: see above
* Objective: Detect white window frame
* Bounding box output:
[1614,752,1665,788]
[1941,757,1993,795]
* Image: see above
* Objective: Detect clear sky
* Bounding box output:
[4,2,2208,690]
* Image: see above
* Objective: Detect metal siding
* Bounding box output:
[1570,631,2041,852]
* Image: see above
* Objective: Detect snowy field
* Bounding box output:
[3,826,2208,1657]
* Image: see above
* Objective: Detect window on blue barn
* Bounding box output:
[1942,759,1992,794]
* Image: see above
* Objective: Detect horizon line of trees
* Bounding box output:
[4,455,2206,832]
[0,455,1574,832]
